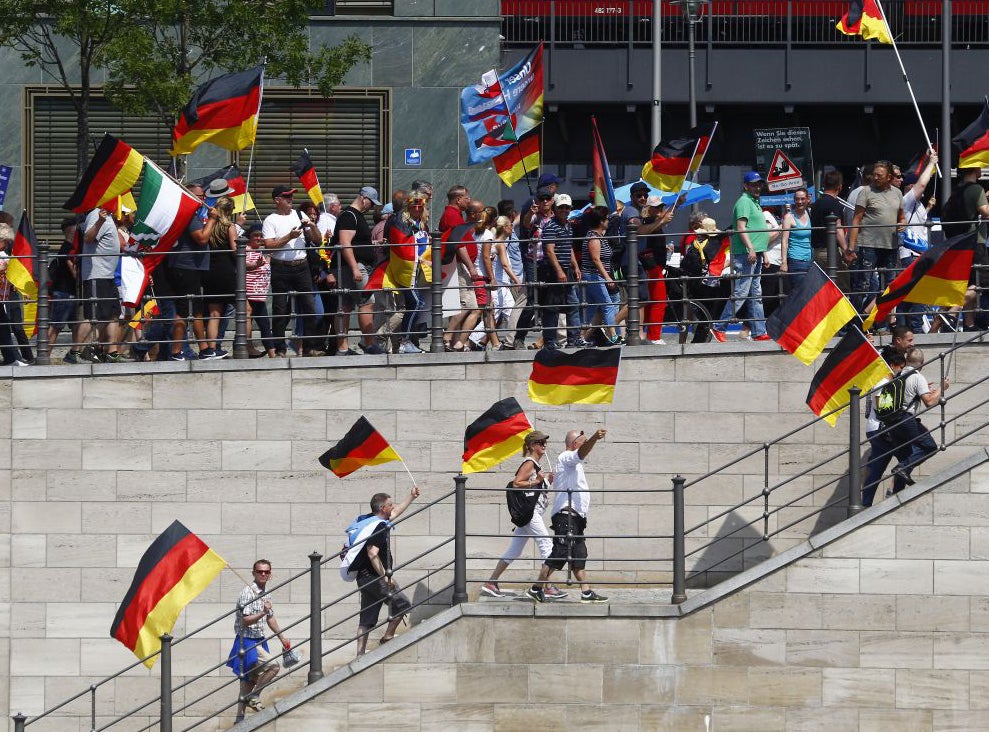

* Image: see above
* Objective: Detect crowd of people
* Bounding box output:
[1,154,987,365]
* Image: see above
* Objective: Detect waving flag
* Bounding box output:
[953,100,989,170]
[194,165,255,213]
[62,134,144,213]
[642,123,716,194]
[591,116,617,212]
[493,132,540,187]
[836,0,892,44]
[529,346,621,405]
[463,397,533,474]
[8,211,38,337]
[807,326,890,426]
[290,149,324,206]
[367,218,431,291]
[110,521,226,667]
[170,67,263,156]
[319,416,402,478]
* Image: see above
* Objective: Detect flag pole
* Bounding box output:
[243,60,266,223]
[399,458,418,489]
[874,0,941,176]
[671,122,717,217]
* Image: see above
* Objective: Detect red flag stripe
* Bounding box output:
[807,342,881,415]
[463,411,532,461]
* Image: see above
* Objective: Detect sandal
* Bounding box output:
[379,635,394,645]
[246,695,264,712]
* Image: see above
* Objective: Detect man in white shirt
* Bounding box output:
[262,184,325,357]
[317,193,341,244]
[527,428,609,604]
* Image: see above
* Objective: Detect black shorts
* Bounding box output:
[168,267,207,316]
[545,510,588,572]
[356,570,412,629]
[82,279,120,322]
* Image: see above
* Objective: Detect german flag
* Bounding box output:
[462,397,533,474]
[170,66,263,156]
[493,131,540,188]
[290,149,324,206]
[128,299,160,329]
[766,263,857,365]
[953,100,989,170]
[8,211,38,338]
[100,191,138,220]
[863,231,975,331]
[836,0,892,44]
[528,346,621,406]
[641,123,715,193]
[195,165,255,213]
[62,134,144,213]
[110,520,226,667]
[319,416,401,478]
[806,326,891,426]
[904,145,936,181]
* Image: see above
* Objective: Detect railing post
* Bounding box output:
[233,238,248,359]
[672,475,686,604]
[453,474,468,605]
[35,240,51,365]
[12,713,26,732]
[159,633,172,732]
[90,684,97,732]
[430,231,445,353]
[308,551,324,683]
[847,387,863,515]
[625,223,641,346]
[825,214,839,281]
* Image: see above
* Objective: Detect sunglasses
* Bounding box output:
[254,569,271,575]
[538,195,553,201]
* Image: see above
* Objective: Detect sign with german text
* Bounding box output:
[754,128,814,193]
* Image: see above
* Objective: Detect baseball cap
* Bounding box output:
[536,187,554,199]
[645,195,663,207]
[271,184,297,200]
[525,430,550,446]
[359,186,382,206]
[537,173,562,187]
[554,193,573,207]
[743,171,765,183]
[629,180,650,194]
[381,202,394,216]
[699,217,719,232]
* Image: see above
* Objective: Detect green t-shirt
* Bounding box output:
[730,192,769,254]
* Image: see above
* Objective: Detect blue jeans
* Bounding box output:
[852,247,899,315]
[715,254,766,336]
[785,258,812,295]
[399,282,426,341]
[582,271,619,333]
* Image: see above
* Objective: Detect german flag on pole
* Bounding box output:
[836,0,892,44]
[463,397,533,474]
[953,100,989,170]
[766,262,857,365]
[319,416,402,478]
[862,231,975,331]
[170,66,263,156]
[290,149,324,206]
[807,326,891,426]
[110,520,226,667]
[641,123,716,193]
[195,165,256,213]
[493,131,540,187]
[529,346,621,406]
[62,134,144,213]
[8,211,38,338]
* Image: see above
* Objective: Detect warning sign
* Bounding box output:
[753,127,814,193]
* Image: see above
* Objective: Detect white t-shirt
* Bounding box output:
[902,368,929,415]
[900,190,929,259]
[552,449,591,517]
[263,211,307,261]
[763,210,783,267]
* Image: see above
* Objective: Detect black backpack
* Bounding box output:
[505,460,545,527]
[941,181,982,238]
[874,369,917,424]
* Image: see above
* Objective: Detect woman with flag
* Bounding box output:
[383,190,431,354]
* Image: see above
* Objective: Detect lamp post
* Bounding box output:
[651,0,662,144]
[673,0,709,130]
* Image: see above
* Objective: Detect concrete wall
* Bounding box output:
[2,339,988,729]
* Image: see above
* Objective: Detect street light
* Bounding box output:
[672,0,709,129]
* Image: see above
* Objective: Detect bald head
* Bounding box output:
[565,430,584,449]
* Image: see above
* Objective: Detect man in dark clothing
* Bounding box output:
[52,217,82,363]
[539,193,579,348]
[809,169,853,294]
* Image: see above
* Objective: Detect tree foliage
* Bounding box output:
[100,0,372,126]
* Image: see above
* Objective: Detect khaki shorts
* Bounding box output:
[457,263,479,310]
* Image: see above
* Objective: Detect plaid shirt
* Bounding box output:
[234,583,269,639]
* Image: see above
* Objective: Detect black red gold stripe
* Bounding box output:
[462,397,533,474]
[170,67,262,156]
[62,134,144,213]
[319,416,401,478]
[806,326,890,426]
[528,347,620,405]
[953,101,989,170]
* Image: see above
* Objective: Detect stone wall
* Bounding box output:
[2,338,988,729]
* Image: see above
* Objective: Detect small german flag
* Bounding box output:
[110,520,226,667]
[463,397,533,474]
[767,263,857,365]
[953,100,989,170]
[128,299,160,330]
[806,326,891,426]
[62,134,144,213]
[290,149,324,206]
[170,67,263,156]
[641,123,715,193]
[319,416,402,478]
[195,165,255,213]
[528,347,621,406]
[493,131,540,188]
[863,231,975,331]
[836,0,892,44]
[8,211,38,338]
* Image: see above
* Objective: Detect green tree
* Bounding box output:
[100,0,371,128]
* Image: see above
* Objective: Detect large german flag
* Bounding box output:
[528,346,621,406]
[493,131,540,187]
[641,123,715,193]
[290,149,324,206]
[110,520,226,667]
[766,262,856,365]
[7,211,38,338]
[953,100,989,170]
[319,416,401,478]
[62,134,144,213]
[836,0,892,44]
[463,397,533,474]
[863,231,975,331]
[170,67,263,156]
[806,326,891,426]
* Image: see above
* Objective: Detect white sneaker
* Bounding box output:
[646,339,666,345]
[399,341,424,354]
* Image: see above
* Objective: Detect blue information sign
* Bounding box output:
[0,165,12,210]
[404,148,422,167]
